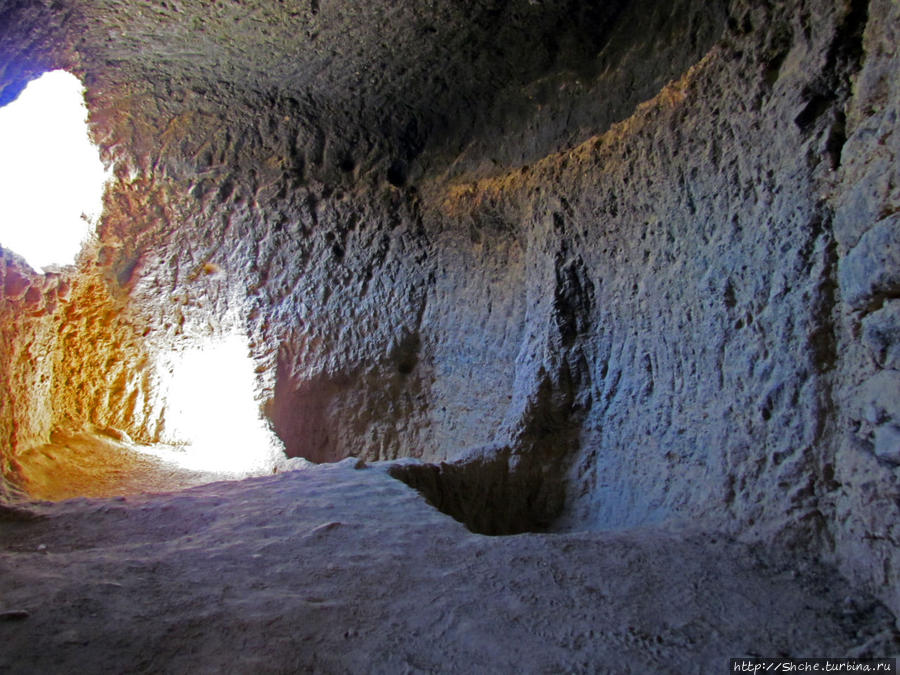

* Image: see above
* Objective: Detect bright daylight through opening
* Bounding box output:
[148,332,288,476]
[0,70,108,270]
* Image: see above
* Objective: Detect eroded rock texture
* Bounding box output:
[0,0,898,616]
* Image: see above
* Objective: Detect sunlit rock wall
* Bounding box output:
[0,250,59,496]
[0,246,164,493]
[0,0,896,614]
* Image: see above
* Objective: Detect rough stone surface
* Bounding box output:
[0,466,897,672]
[862,300,900,370]
[0,246,166,499]
[0,0,899,636]
[829,0,900,618]
[839,215,900,310]
[0,249,66,499]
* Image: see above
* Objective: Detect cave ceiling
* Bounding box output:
[1,0,727,182]
[74,0,625,106]
[4,2,623,149]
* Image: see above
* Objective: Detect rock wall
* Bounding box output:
[0,246,165,495]
[0,0,897,615]
[831,0,900,615]
[0,250,60,497]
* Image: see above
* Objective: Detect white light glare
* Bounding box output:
[0,70,109,270]
[152,333,287,475]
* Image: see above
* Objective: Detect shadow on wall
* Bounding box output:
[269,327,430,464]
[270,367,350,465]
[388,445,566,536]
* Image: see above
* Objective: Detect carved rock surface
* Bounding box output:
[0,0,898,623]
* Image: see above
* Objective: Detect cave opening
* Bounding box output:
[0,70,108,271]
[147,332,288,476]
[9,327,306,502]
[0,71,301,498]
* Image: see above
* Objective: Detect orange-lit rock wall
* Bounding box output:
[0,250,60,496]
[0,248,161,496]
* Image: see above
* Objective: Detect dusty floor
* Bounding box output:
[0,460,898,674]
[10,431,224,501]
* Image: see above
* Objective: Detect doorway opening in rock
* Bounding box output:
[387,448,567,536]
[0,70,109,271]
[9,332,298,503]
[149,333,288,475]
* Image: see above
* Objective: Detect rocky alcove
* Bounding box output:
[1,0,899,670]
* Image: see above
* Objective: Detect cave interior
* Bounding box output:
[0,0,899,670]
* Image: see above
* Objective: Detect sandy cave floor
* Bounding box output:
[9,431,231,502]
[1,460,899,674]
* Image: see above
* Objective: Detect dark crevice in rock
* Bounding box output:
[809,230,841,375]
[794,0,872,534]
[795,0,868,169]
[825,0,869,82]
[386,160,408,188]
[823,110,848,170]
[338,157,355,173]
[795,94,836,131]
[805,211,842,534]
[553,253,595,348]
[390,330,420,376]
